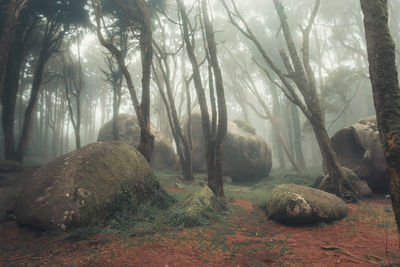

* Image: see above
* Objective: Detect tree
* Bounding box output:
[0,0,28,99]
[360,0,400,232]
[223,0,360,201]
[223,51,301,170]
[177,0,228,198]
[152,19,195,181]
[61,33,84,149]
[92,0,155,161]
[0,0,88,162]
[101,30,127,141]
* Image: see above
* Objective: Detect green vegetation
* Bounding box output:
[233,119,256,135]
[66,167,320,239]
[164,186,226,228]
[156,167,320,207]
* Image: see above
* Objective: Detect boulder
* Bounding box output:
[266,184,348,224]
[319,167,372,199]
[189,114,272,182]
[330,116,387,192]
[0,159,23,172]
[165,186,224,227]
[98,114,178,170]
[0,187,18,222]
[16,142,162,231]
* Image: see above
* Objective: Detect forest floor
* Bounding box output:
[1,168,400,266]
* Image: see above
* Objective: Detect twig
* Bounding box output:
[321,246,380,264]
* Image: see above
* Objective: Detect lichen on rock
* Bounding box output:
[16,142,164,231]
[266,184,348,225]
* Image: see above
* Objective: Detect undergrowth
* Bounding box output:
[67,167,320,240]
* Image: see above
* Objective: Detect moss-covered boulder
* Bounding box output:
[98,114,178,170]
[165,186,224,227]
[16,142,162,231]
[319,167,372,199]
[189,113,272,182]
[266,184,348,225]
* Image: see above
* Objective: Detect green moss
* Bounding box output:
[233,120,256,135]
[68,142,158,227]
[106,185,175,231]
[164,186,226,228]
[266,184,347,224]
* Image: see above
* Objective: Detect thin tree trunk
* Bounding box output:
[361,0,400,232]
[92,0,154,161]
[223,0,359,200]
[201,0,228,198]
[290,103,305,169]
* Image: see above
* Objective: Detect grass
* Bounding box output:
[64,167,321,242]
[156,167,321,207]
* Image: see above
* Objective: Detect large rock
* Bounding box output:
[189,114,272,182]
[16,142,162,231]
[266,184,348,224]
[331,116,387,192]
[319,167,372,199]
[98,114,178,170]
[0,159,23,172]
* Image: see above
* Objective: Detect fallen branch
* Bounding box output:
[321,246,382,265]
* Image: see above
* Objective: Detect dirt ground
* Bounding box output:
[1,188,399,266]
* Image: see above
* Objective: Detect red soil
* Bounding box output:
[233,198,254,211]
[162,186,189,193]
[1,198,399,266]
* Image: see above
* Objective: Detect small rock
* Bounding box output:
[223,176,232,184]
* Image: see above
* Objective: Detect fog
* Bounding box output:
[1,0,399,169]
[3,0,400,264]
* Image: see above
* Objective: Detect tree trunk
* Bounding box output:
[178,0,226,198]
[361,0,400,232]
[0,0,28,99]
[290,103,306,169]
[15,45,52,162]
[136,0,154,162]
[92,0,154,161]
[201,0,228,198]
[1,41,23,160]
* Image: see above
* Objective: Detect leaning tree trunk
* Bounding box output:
[15,51,49,162]
[92,0,154,162]
[361,0,400,233]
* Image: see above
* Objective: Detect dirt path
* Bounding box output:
[1,197,399,266]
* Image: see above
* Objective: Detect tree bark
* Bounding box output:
[201,0,228,198]
[177,0,227,198]
[1,26,26,160]
[92,0,154,161]
[0,0,28,99]
[153,43,194,181]
[361,0,400,232]
[290,103,306,169]
[15,21,64,162]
